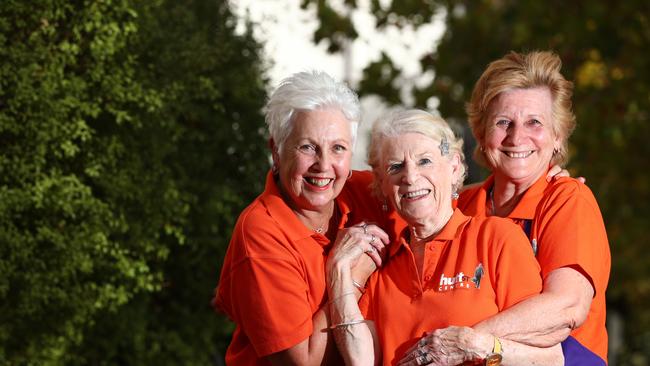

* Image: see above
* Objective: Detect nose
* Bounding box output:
[315,149,331,170]
[401,162,418,184]
[507,123,524,145]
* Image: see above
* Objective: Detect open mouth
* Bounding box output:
[503,150,534,159]
[304,177,333,188]
[401,189,431,200]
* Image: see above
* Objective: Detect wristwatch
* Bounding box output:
[484,336,502,366]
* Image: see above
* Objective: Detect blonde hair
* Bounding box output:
[466,50,576,167]
[367,108,467,197]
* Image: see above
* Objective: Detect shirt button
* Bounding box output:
[425,275,432,281]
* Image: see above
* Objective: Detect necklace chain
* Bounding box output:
[313,205,338,234]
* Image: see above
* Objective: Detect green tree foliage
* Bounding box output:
[0,0,268,364]
[306,0,650,362]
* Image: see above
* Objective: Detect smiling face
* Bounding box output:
[272,107,353,213]
[483,87,560,186]
[377,132,460,229]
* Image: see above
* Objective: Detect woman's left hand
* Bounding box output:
[327,222,389,276]
[397,326,488,366]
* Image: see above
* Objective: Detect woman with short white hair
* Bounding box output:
[214,70,390,365]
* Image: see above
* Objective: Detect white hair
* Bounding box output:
[265,70,360,152]
[367,108,467,195]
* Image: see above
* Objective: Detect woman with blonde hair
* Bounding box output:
[402,51,610,366]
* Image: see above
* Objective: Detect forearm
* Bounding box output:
[499,338,564,366]
[448,328,562,366]
[474,268,593,347]
[473,292,572,346]
[265,304,337,366]
[328,264,375,366]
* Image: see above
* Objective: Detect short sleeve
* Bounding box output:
[217,216,316,357]
[228,256,313,356]
[534,180,611,295]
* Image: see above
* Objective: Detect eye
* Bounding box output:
[496,119,511,127]
[386,162,403,175]
[332,144,348,153]
[527,118,542,126]
[298,144,317,154]
[418,158,432,166]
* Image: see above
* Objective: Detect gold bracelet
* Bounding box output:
[329,319,365,330]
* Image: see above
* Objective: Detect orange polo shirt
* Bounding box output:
[359,209,542,366]
[213,170,385,365]
[457,173,610,362]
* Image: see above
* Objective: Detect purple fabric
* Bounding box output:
[562,336,606,366]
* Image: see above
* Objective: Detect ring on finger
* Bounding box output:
[418,338,426,347]
[369,234,376,244]
[416,355,427,366]
[362,223,368,234]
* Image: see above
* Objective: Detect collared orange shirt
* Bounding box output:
[458,173,610,362]
[213,170,385,365]
[360,209,542,366]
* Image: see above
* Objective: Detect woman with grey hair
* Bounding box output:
[214,70,390,365]
[327,108,563,365]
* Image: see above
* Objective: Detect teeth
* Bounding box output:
[403,189,430,199]
[305,177,332,187]
[505,151,533,158]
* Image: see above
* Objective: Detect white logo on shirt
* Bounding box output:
[437,263,484,292]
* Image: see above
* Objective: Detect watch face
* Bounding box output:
[485,354,503,366]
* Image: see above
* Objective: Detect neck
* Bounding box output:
[490,174,538,217]
[276,177,336,234]
[409,207,453,245]
[293,202,335,234]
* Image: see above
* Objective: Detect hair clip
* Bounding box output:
[439,136,449,156]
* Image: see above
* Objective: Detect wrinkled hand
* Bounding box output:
[397,326,486,366]
[327,222,389,277]
[546,164,586,183]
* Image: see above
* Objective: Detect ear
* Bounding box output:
[449,152,462,183]
[553,135,562,153]
[269,138,280,166]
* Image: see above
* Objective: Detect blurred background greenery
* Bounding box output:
[1,0,648,365]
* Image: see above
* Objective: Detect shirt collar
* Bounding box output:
[507,172,549,220]
[389,208,471,258]
[259,170,350,248]
[469,170,550,220]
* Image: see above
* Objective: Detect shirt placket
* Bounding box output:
[422,239,443,292]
